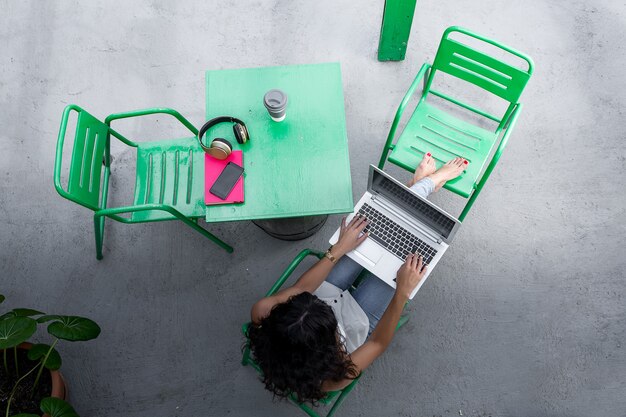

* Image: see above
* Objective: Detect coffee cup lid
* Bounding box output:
[263,89,288,110]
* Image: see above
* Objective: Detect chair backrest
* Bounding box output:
[54,105,110,211]
[425,26,534,117]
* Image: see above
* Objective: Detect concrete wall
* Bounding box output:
[1,0,624,416]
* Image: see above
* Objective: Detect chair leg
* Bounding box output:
[459,188,481,222]
[241,346,251,366]
[326,391,350,417]
[327,377,360,417]
[94,215,105,260]
[292,397,321,417]
[180,216,234,253]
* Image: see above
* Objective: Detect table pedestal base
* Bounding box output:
[253,215,328,241]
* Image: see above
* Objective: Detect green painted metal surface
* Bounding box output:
[377,0,418,61]
[388,101,496,198]
[379,27,534,221]
[428,32,533,103]
[66,110,109,209]
[204,62,353,223]
[55,105,113,214]
[132,137,205,222]
[54,105,233,259]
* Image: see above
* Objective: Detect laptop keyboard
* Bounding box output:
[358,203,438,265]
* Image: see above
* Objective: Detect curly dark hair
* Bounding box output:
[246,292,360,404]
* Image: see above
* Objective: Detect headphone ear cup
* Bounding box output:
[233,123,249,144]
[208,138,233,160]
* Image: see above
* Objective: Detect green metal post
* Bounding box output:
[378,0,418,61]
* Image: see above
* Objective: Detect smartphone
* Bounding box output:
[209,161,244,200]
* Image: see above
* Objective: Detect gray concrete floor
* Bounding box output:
[1,0,625,416]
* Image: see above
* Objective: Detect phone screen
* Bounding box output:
[209,162,244,200]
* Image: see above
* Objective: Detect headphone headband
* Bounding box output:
[198,116,246,146]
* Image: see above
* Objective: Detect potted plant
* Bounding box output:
[0,294,100,417]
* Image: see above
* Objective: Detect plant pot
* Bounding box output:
[1,342,67,416]
[20,342,68,401]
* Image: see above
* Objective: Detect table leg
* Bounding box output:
[252,215,329,241]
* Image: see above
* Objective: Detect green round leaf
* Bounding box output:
[12,308,45,317]
[37,314,61,324]
[0,317,37,349]
[47,316,100,341]
[27,343,62,370]
[40,397,79,417]
[0,311,16,321]
[0,294,5,304]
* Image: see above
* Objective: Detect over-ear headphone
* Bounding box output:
[198,116,250,160]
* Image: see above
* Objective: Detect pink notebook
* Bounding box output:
[204,151,244,205]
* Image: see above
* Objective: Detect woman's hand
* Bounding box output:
[332,214,369,257]
[341,252,426,386]
[395,253,428,299]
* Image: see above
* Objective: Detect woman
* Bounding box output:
[248,155,467,404]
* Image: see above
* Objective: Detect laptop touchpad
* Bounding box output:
[354,238,384,264]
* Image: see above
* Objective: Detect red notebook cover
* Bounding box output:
[204,151,244,205]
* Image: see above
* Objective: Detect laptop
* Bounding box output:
[329,165,461,299]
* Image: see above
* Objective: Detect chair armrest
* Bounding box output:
[94,203,188,223]
[475,103,522,192]
[501,103,520,131]
[265,249,325,296]
[495,103,522,156]
[378,63,431,168]
[105,108,199,136]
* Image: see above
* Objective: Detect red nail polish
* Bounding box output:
[427,153,431,156]
[464,160,468,164]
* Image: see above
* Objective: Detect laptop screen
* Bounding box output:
[372,170,457,240]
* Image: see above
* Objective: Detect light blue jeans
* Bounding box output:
[325,177,435,333]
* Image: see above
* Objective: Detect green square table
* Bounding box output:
[204,62,354,239]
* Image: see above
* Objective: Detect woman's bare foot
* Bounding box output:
[407,153,436,187]
[428,157,468,191]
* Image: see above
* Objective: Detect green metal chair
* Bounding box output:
[241,249,408,417]
[54,104,233,260]
[378,26,534,221]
